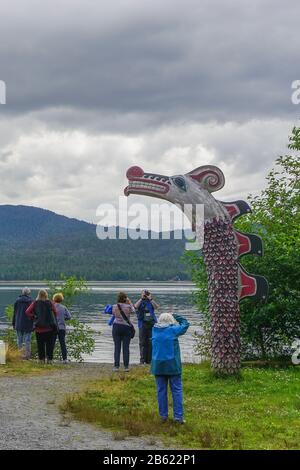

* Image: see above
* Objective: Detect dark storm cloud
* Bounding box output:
[0,0,299,125]
[0,1,298,223]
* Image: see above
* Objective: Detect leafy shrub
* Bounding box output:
[185,126,300,360]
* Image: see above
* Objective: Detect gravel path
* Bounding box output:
[0,363,164,450]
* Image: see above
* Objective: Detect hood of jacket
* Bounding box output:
[17,295,33,303]
[154,322,176,329]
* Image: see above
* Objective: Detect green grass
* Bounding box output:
[62,363,300,449]
[0,360,60,377]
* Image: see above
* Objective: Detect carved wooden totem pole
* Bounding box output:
[125,164,268,374]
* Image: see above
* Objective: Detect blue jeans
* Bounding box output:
[16,331,32,359]
[155,375,183,421]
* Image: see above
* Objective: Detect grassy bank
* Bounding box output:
[0,346,59,379]
[0,361,59,380]
[62,363,300,450]
[0,349,61,377]
[0,361,61,377]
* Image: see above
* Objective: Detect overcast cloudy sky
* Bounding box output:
[0,0,299,225]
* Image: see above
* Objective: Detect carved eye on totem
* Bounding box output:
[172,176,187,192]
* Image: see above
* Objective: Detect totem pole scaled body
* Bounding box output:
[125,165,268,374]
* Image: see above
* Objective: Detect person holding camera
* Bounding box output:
[111,292,135,372]
[151,312,189,424]
[134,290,159,365]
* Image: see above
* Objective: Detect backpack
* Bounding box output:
[137,300,155,325]
[34,300,58,330]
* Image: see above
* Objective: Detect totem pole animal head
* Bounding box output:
[124,164,228,221]
[125,164,268,374]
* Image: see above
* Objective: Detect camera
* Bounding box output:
[143,290,150,299]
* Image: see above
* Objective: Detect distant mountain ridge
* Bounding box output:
[0,205,94,243]
[0,205,190,281]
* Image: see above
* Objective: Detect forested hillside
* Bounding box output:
[0,205,189,280]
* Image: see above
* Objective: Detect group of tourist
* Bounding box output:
[12,286,189,424]
[12,287,71,364]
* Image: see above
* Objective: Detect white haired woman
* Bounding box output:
[151,312,189,424]
[12,287,33,359]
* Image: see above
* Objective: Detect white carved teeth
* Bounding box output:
[128,181,165,192]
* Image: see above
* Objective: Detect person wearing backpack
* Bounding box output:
[111,292,135,372]
[12,287,34,359]
[134,290,158,364]
[26,289,58,364]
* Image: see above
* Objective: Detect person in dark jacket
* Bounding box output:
[151,312,189,424]
[134,290,158,364]
[26,289,58,364]
[12,287,34,359]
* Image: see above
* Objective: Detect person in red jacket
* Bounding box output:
[26,289,58,364]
